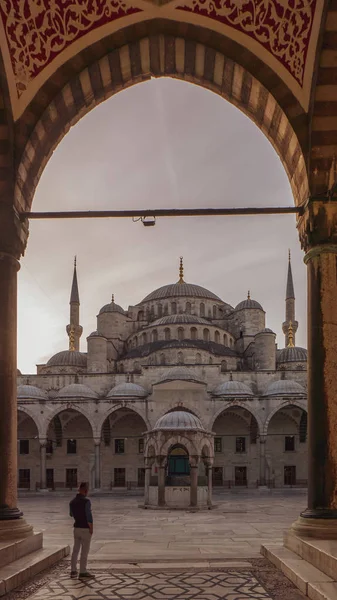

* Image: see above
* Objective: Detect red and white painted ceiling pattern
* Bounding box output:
[178,0,317,85]
[0,0,318,98]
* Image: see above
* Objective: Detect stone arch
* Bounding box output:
[160,435,198,458]
[97,405,150,439]
[17,407,41,438]
[15,34,308,214]
[43,405,96,439]
[210,402,263,435]
[263,400,307,435]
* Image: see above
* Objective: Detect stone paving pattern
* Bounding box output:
[18,491,306,561]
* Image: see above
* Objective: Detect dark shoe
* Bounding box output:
[79,572,95,579]
[70,571,77,579]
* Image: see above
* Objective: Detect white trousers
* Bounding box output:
[71,528,92,573]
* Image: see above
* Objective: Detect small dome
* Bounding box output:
[17,385,47,400]
[154,410,205,431]
[46,351,87,368]
[141,282,221,303]
[263,379,306,396]
[150,314,211,327]
[158,366,204,384]
[256,328,275,335]
[235,298,263,311]
[99,296,125,316]
[88,330,100,338]
[277,346,307,363]
[107,382,147,398]
[213,380,254,397]
[57,384,98,399]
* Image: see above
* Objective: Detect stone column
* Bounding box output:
[259,435,267,487]
[94,441,101,489]
[207,465,213,507]
[292,199,337,537]
[190,463,198,507]
[158,459,166,507]
[40,441,47,490]
[0,249,32,538]
[144,465,151,506]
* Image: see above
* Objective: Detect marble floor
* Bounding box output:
[18,490,307,561]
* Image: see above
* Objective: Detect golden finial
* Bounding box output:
[229,371,233,381]
[69,326,75,351]
[111,294,114,303]
[178,257,184,284]
[287,321,294,348]
[247,290,250,300]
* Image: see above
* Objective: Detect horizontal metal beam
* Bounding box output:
[20,206,303,220]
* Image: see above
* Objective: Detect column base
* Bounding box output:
[291,511,337,539]
[0,518,34,540]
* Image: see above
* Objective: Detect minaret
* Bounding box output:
[66,257,83,351]
[282,250,298,346]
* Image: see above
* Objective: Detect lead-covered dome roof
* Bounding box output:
[141,282,221,303]
[99,295,125,316]
[107,382,148,398]
[263,379,306,396]
[235,298,263,311]
[154,410,205,431]
[150,314,211,327]
[212,380,254,397]
[158,366,204,384]
[57,383,98,399]
[46,351,87,368]
[17,385,47,400]
[277,347,307,363]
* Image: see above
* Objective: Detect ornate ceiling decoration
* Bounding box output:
[177,0,317,86]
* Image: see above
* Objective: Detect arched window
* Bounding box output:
[200,303,205,317]
[138,311,144,321]
[203,328,210,342]
[171,302,177,314]
[164,328,171,341]
[221,360,227,372]
[152,329,158,342]
[209,356,213,364]
[157,304,163,317]
[223,334,228,346]
[213,305,217,318]
[119,363,124,373]
[160,353,166,365]
[163,304,168,315]
[215,330,220,344]
[177,352,184,364]
[178,327,184,341]
[299,411,307,443]
[142,332,147,344]
[196,353,202,364]
[186,302,191,314]
[190,327,197,340]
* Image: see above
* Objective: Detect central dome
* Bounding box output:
[140,282,222,303]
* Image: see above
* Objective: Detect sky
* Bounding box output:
[18,77,307,373]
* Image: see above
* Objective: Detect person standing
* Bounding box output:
[69,482,95,579]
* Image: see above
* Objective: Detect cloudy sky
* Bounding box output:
[18,77,307,373]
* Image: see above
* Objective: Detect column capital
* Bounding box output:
[298,197,337,254]
[94,439,101,446]
[0,203,28,259]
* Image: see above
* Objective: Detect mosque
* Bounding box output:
[17,256,307,506]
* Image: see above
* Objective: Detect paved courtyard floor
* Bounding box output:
[6,491,308,599]
[18,490,307,561]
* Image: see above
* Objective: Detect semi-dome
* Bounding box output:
[17,385,48,400]
[235,298,263,311]
[107,382,148,398]
[46,351,87,368]
[263,379,306,396]
[158,366,204,384]
[154,410,205,431]
[141,282,222,303]
[150,314,211,327]
[277,347,307,363]
[57,383,98,399]
[99,295,125,316]
[212,380,254,397]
